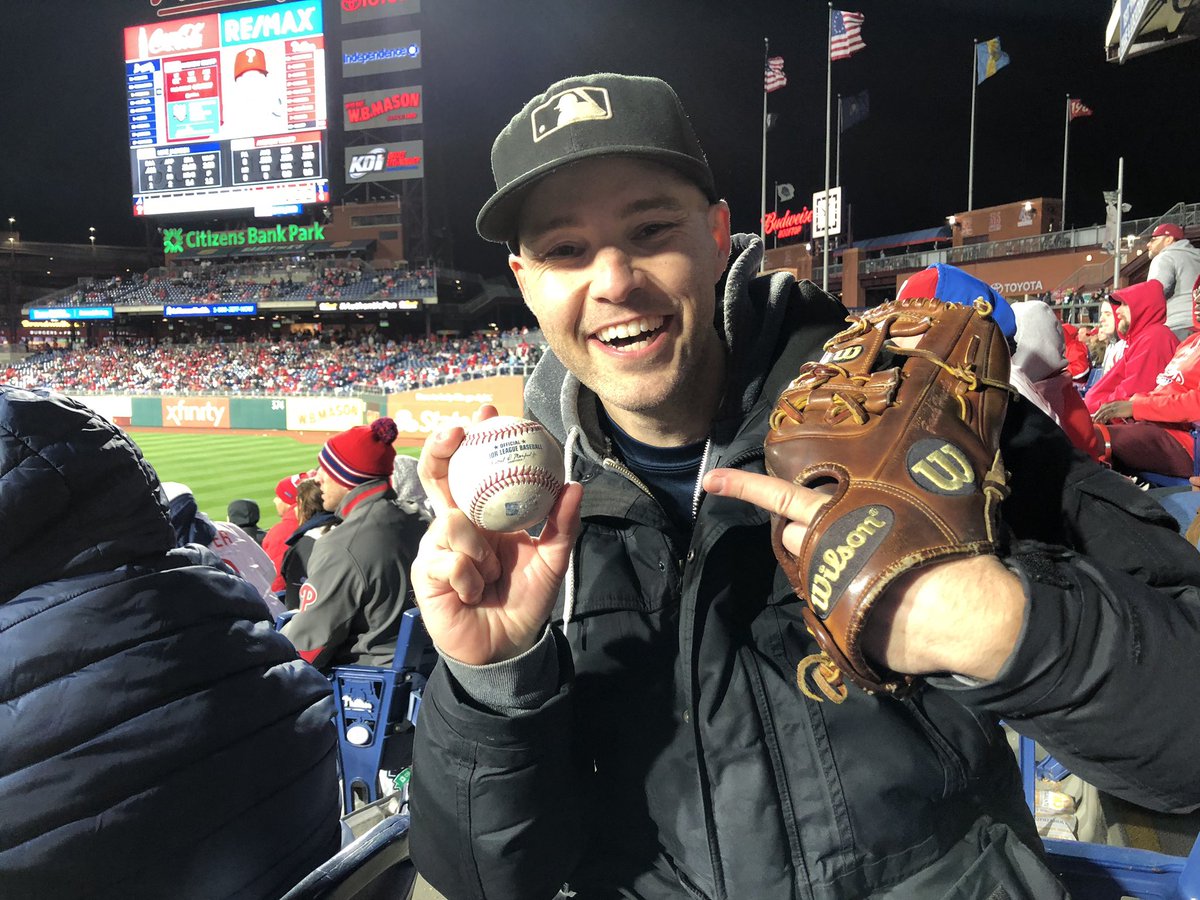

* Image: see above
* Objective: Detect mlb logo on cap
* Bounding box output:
[531,87,612,143]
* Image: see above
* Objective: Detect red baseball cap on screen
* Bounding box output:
[234,47,268,79]
[1152,223,1183,240]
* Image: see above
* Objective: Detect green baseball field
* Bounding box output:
[130,430,421,529]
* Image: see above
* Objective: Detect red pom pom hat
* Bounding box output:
[319,418,399,488]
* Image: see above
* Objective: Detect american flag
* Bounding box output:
[764,56,787,93]
[1069,98,1094,120]
[830,10,866,61]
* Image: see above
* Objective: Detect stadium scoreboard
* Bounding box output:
[125,0,329,217]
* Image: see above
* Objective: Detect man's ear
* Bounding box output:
[509,253,531,308]
[708,200,733,283]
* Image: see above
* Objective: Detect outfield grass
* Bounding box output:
[130,431,420,529]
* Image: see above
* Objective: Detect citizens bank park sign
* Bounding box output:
[162,223,325,254]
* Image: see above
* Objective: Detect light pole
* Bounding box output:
[6,218,15,345]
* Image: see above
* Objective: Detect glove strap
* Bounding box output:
[797,653,850,704]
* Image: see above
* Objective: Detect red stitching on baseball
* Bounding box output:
[461,421,544,448]
[469,466,563,526]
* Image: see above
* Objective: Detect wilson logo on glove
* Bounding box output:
[907,439,976,495]
[806,506,893,615]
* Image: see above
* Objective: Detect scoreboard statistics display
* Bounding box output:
[125,0,329,217]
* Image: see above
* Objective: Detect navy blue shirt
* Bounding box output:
[604,412,706,532]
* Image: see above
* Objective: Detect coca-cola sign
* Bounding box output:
[125,15,220,58]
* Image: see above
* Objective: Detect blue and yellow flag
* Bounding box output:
[975,37,1010,85]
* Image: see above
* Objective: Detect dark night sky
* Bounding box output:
[1,0,1197,278]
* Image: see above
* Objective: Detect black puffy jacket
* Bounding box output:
[0,387,341,899]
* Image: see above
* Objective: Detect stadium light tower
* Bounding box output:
[6,219,15,345]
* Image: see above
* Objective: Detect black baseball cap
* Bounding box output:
[476,73,718,245]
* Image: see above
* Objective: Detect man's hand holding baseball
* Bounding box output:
[412,406,582,666]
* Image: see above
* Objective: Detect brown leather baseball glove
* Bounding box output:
[765,296,1013,702]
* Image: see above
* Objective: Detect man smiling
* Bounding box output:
[408,73,1200,899]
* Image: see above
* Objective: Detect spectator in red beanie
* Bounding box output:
[262,472,304,594]
[281,418,429,671]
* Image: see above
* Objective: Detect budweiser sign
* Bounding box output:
[762,207,814,240]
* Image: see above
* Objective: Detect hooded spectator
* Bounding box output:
[1059,321,1093,384]
[1012,301,1104,461]
[227,498,267,544]
[1092,291,1200,478]
[0,386,339,899]
[1085,280,1179,415]
[162,482,281,614]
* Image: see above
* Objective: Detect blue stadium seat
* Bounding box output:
[1015,734,1200,898]
[332,608,437,813]
[280,814,416,900]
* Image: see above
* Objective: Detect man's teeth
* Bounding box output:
[596,316,664,345]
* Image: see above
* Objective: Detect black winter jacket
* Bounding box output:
[0,387,341,899]
[410,237,1200,900]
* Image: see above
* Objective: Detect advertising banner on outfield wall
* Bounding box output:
[287,397,366,432]
[231,397,288,430]
[161,397,231,429]
[70,395,133,427]
[386,376,525,441]
[341,0,420,24]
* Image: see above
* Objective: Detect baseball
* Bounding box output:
[447,416,566,532]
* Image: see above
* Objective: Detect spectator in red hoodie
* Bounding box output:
[1093,281,1200,478]
[262,472,305,594]
[1059,322,1093,384]
[1084,280,1179,415]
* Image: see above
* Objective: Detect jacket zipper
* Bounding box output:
[601,455,657,499]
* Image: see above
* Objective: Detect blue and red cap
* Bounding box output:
[319,418,399,489]
[896,264,1017,339]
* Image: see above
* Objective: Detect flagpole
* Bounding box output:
[968,39,978,211]
[823,4,833,291]
[773,182,779,249]
[761,37,769,271]
[1113,155,1125,289]
[836,93,843,187]
[1061,94,1071,228]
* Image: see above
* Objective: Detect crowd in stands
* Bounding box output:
[42,260,438,309]
[2,328,543,395]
